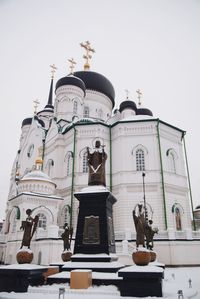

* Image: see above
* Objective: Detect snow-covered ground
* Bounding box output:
[0,267,199,299]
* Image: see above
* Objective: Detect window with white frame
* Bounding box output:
[27,144,34,158]
[167,149,177,174]
[37,213,47,230]
[83,106,89,118]
[73,100,78,115]
[45,159,54,177]
[61,206,69,227]
[97,109,103,119]
[83,151,88,173]
[136,148,145,171]
[67,154,72,175]
[10,209,17,233]
[172,203,183,231]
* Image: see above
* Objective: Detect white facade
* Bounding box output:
[0,68,199,266]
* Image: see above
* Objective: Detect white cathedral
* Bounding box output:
[0,42,200,266]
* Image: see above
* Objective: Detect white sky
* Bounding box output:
[0,0,200,220]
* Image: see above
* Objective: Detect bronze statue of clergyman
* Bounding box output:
[132,204,146,247]
[87,140,107,186]
[144,220,158,250]
[61,223,73,251]
[133,204,158,249]
[20,209,39,249]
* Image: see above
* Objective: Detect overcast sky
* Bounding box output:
[0,0,200,220]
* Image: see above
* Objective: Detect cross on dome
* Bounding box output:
[68,58,76,74]
[136,89,143,106]
[50,64,57,79]
[125,89,130,99]
[33,99,40,114]
[80,40,95,70]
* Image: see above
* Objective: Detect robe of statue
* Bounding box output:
[87,146,107,186]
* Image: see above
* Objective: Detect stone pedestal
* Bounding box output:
[0,264,48,292]
[118,265,164,297]
[74,187,116,257]
[70,269,92,289]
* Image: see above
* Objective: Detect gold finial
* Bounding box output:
[136,89,143,106]
[125,89,130,99]
[35,147,43,170]
[50,64,57,79]
[68,58,76,74]
[80,40,95,70]
[33,99,40,114]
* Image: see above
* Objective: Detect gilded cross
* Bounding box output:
[136,89,143,106]
[33,99,40,114]
[68,58,76,74]
[80,40,95,70]
[50,64,57,79]
[125,89,130,99]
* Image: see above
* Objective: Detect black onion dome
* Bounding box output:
[55,75,86,94]
[74,71,115,108]
[21,117,32,127]
[119,100,137,113]
[137,107,153,116]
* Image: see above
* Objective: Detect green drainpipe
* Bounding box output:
[109,125,113,192]
[70,125,76,229]
[157,119,168,229]
[182,133,196,230]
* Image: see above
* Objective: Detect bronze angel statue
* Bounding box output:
[20,209,39,249]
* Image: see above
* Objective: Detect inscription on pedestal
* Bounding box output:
[83,215,100,244]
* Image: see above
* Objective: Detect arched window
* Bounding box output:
[175,207,182,231]
[10,209,17,233]
[73,100,78,115]
[172,203,183,231]
[67,155,72,175]
[45,159,54,177]
[60,206,69,227]
[167,149,178,174]
[83,151,88,173]
[83,106,89,118]
[27,144,34,158]
[64,152,73,176]
[136,149,145,171]
[97,109,103,119]
[37,213,47,230]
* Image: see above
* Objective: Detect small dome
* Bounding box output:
[137,107,153,116]
[21,117,32,128]
[119,100,137,113]
[18,169,56,195]
[195,205,200,210]
[74,71,115,108]
[21,170,54,184]
[55,75,86,94]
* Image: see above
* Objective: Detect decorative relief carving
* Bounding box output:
[83,215,100,244]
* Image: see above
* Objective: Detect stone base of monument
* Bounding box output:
[16,249,33,264]
[118,265,164,297]
[71,253,118,263]
[0,264,48,292]
[73,187,117,256]
[61,250,72,262]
